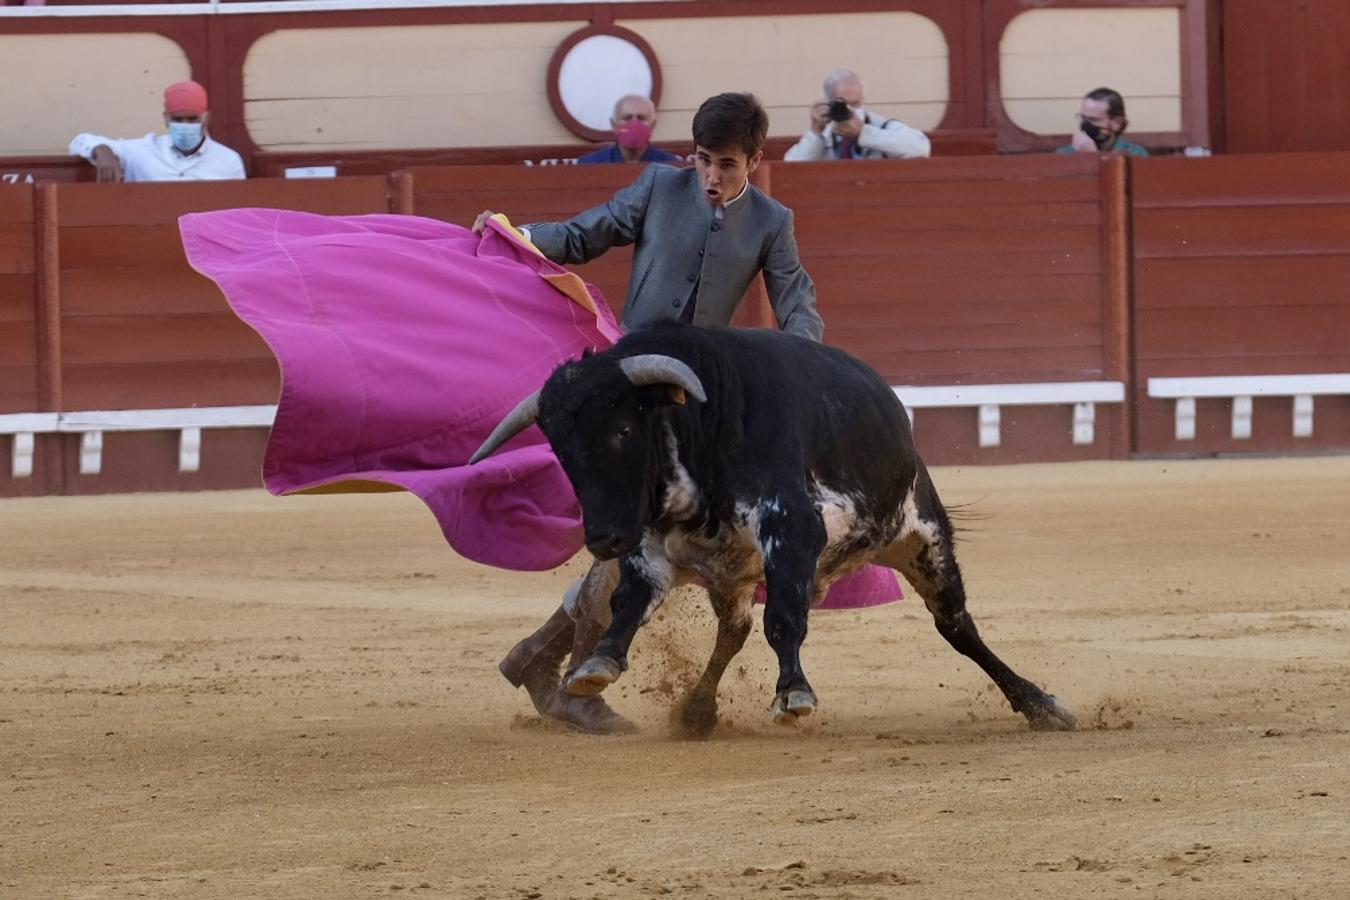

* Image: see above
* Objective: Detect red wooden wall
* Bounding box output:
[0,185,38,414]
[249,131,1001,179]
[1132,152,1350,454]
[406,165,639,324]
[1219,0,1350,153]
[4,151,1350,497]
[406,165,773,330]
[51,178,395,410]
[772,154,1131,463]
[7,177,401,495]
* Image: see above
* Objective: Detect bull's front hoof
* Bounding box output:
[1025,694,1077,732]
[770,689,817,725]
[565,655,623,697]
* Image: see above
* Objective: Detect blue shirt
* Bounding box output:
[576,143,684,165]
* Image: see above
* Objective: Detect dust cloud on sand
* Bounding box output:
[2,458,1348,898]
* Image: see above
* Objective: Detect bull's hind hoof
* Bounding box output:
[673,693,718,741]
[565,656,623,696]
[770,689,817,725]
[1026,694,1077,732]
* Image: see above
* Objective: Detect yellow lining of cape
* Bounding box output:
[490,213,600,317]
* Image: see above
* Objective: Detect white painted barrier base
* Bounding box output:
[1147,374,1350,441]
[894,381,1126,448]
[0,405,277,478]
[1,384,1129,482]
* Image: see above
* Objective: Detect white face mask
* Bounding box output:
[169,121,204,152]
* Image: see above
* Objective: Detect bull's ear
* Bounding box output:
[639,383,691,409]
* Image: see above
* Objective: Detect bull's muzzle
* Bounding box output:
[585,531,639,561]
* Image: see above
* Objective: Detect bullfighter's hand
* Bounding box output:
[471,210,497,234]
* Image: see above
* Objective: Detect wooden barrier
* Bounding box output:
[5,151,1350,497]
[251,130,1000,179]
[406,163,638,324]
[0,130,999,186]
[52,178,395,410]
[1132,153,1350,454]
[0,183,37,415]
[0,176,399,496]
[0,156,93,185]
[0,183,43,496]
[771,154,1132,464]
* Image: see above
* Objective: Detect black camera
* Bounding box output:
[827,98,853,123]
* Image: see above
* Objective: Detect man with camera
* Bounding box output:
[1057,87,1149,157]
[783,68,930,162]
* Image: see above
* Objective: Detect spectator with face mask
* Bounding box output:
[68,80,246,182]
[783,68,930,161]
[1058,87,1149,156]
[576,94,683,165]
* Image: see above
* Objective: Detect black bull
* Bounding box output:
[472,324,1075,736]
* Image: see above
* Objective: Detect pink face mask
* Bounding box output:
[616,118,653,150]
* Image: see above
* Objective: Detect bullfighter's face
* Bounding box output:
[694,145,763,208]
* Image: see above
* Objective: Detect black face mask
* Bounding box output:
[1080,119,1111,148]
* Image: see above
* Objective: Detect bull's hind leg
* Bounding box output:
[876,470,1075,731]
[757,495,827,725]
[674,586,754,740]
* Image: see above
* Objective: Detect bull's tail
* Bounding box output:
[943,498,989,536]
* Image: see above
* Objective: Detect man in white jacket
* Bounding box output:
[783,69,930,162]
[69,80,246,183]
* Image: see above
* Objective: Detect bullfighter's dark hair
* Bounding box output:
[1084,86,1128,130]
[692,92,768,158]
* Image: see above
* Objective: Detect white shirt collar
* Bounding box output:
[715,178,750,219]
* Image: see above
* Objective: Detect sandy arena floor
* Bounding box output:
[2,457,1348,899]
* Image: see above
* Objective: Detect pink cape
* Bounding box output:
[179,209,901,610]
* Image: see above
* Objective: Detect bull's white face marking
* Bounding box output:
[659,423,700,519]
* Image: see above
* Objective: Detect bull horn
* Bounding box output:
[469,390,541,464]
[619,354,707,403]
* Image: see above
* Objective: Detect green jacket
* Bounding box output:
[1056,137,1150,157]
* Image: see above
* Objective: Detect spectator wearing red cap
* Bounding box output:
[68,80,246,182]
